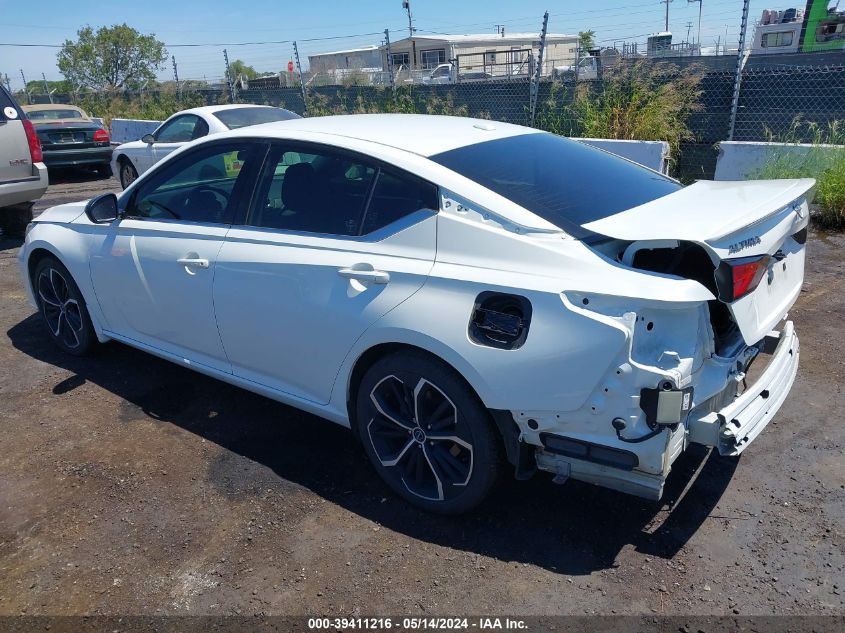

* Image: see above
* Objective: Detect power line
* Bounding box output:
[0,30,398,49]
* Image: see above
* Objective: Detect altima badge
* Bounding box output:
[728,236,762,254]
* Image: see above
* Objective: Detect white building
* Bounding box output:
[750,8,805,55]
[308,45,383,73]
[380,32,580,75]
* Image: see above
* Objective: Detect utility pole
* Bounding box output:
[529,11,549,127]
[293,41,307,114]
[661,0,672,31]
[223,48,236,103]
[3,74,10,93]
[403,0,414,38]
[19,69,28,104]
[42,73,53,103]
[685,21,693,43]
[688,0,703,45]
[172,55,181,102]
[728,0,751,141]
[385,28,395,90]
[402,0,416,70]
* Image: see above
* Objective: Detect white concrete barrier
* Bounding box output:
[110,118,162,144]
[715,140,845,180]
[573,138,671,174]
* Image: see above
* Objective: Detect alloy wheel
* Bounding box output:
[37,267,84,350]
[366,375,474,502]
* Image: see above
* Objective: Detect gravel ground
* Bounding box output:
[0,172,843,618]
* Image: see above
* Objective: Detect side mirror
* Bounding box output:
[141,133,155,144]
[84,193,119,224]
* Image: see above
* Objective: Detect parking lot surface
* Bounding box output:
[0,173,843,616]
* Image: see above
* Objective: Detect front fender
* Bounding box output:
[20,227,110,342]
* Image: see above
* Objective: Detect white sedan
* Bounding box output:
[20,114,810,514]
[111,104,300,189]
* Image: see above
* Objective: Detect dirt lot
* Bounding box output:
[0,173,843,618]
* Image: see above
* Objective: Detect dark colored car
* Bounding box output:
[22,104,113,178]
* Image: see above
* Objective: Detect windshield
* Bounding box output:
[27,109,85,120]
[213,107,301,130]
[429,133,681,238]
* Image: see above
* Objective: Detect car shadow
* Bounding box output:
[46,167,111,185]
[0,235,24,253]
[7,314,738,575]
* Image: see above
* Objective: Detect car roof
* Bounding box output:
[177,104,278,116]
[226,113,539,157]
[23,103,88,114]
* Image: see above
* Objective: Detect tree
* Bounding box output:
[57,24,167,92]
[578,30,596,52]
[228,59,258,81]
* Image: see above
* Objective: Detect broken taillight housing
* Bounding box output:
[715,255,771,302]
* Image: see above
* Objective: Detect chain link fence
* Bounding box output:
[19,51,845,181]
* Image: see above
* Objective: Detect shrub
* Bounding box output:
[534,60,703,172]
[303,86,467,117]
[755,117,845,228]
[71,91,206,127]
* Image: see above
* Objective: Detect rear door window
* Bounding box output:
[248,144,377,236]
[361,169,439,234]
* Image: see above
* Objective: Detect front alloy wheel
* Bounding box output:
[33,257,96,356]
[356,351,501,514]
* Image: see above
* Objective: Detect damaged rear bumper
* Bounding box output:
[688,321,799,456]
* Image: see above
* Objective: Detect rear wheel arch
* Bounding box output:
[347,343,485,428]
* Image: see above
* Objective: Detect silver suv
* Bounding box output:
[0,86,48,235]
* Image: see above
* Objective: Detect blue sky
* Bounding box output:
[1,0,767,87]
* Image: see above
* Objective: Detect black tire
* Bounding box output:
[32,256,97,356]
[0,203,34,237]
[118,158,138,190]
[96,163,113,179]
[355,350,502,514]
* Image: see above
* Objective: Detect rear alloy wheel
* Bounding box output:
[119,158,138,189]
[356,351,501,514]
[33,257,97,356]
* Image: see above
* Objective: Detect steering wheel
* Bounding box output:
[193,185,230,208]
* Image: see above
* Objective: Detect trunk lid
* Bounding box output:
[34,121,106,149]
[583,178,815,345]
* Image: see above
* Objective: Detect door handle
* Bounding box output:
[177,257,209,269]
[338,267,390,284]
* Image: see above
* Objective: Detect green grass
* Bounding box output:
[755,117,845,229]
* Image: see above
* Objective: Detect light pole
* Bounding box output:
[402,0,416,70]
[661,0,673,32]
[688,0,703,46]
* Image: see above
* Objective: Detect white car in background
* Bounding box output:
[21,114,810,514]
[111,104,300,189]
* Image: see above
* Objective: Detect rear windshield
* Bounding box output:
[430,133,681,238]
[213,107,301,130]
[27,109,86,120]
